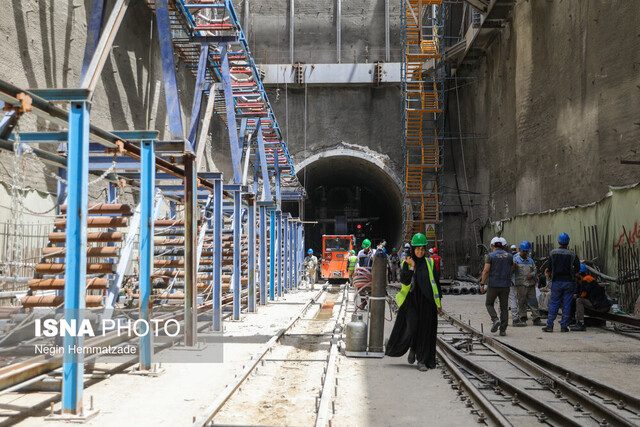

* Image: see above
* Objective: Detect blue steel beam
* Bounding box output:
[288,217,294,291]
[259,204,267,305]
[220,45,243,184]
[269,209,275,301]
[80,0,105,81]
[282,215,288,293]
[139,140,155,370]
[276,210,282,297]
[212,178,223,331]
[186,45,209,153]
[62,100,89,414]
[247,197,256,312]
[294,221,299,288]
[155,0,184,140]
[255,123,272,201]
[232,190,242,319]
[274,151,281,205]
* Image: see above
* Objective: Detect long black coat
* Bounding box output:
[385,254,440,367]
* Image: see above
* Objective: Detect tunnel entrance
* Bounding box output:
[291,149,404,254]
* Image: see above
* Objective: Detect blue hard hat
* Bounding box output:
[519,240,531,251]
[307,248,313,254]
[579,263,587,273]
[558,233,570,245]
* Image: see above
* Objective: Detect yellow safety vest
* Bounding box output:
[347,255,357,272]
[395,258,440,309]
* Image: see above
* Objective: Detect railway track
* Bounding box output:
[195,283,346,427]
[436,312,640,426]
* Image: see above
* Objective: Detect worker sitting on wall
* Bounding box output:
[571,264,612,331]
[304,249,318,289]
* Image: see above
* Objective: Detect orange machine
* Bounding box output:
[321,235,355,282]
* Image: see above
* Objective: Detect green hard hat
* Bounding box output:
[411,233,428,247]
[362,239,371,249]
[392,248,397,251]
[350,250,355,255]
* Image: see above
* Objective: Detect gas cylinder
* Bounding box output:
[346,313,367,352]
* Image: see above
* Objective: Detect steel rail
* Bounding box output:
[437,336,583,426]
[441,313,639,426]
[435,345,512,426]
[194,285,329,426]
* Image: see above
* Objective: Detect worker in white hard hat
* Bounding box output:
[480,237,514,336]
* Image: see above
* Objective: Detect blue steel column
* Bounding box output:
[259,204,267,305]
[247,197,256,312]
[269,209,275,301]
[276,210,282,297]
[289,219,294,290]
[282,215,288,293]
[139,140,155,370]
[232,190,241,319]
[294,222,299,288]
[62,100,89,414]
[212,178,223,331]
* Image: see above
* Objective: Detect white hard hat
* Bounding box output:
[428,248,434,254]
[510,244,516,249]
[490,237,501,246]
[500,237,507,246]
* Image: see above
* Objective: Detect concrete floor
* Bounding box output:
[12,289,640,426]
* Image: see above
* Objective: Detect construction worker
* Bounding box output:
[542,233,581,332]
[304,249,318,289]
[507,243,519,325]
[429,247,443,285]
[571,264,612,331]
[347,249,357,285]
[388,248,400,283]
[385,233,441,372]
[480,237,513,336]
[513,241,542,326]
[356,239,375,268]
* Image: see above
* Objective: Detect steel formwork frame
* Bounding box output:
[0,0,309,415]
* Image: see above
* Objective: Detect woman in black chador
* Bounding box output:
[385,233,442,371]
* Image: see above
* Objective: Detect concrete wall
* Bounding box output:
[447,0,640,272]
[0,0,198,205]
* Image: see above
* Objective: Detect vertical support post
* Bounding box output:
[139,140,155,370]
[385,0,390,62]
[232,190,241,320]
[289,219,294,290]
[220,45,243,183]
[269,209,276,300]
[243,0,250,40]
[276,210,282,297]
[212,178,223,331]
[247,197,256,312]
[336,0,341,63]
[259,204,267,305]
[55,168,67,297]
[155,0,183,140]
[184,153,197,346]
[283,215,288,293]
[62,100,89,414]
[289,0,295,63]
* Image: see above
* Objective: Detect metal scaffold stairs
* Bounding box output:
[402,0,445,242]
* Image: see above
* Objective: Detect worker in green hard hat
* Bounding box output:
[356,238,375,268]
[385,233,442,372]
[347,250,358,286]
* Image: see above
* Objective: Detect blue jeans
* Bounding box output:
[547,281,575,328]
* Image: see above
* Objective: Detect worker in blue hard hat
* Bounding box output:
[304,248,318,289]
[542,233,581,333]
[513,240,542,326]
[571,263,612,331]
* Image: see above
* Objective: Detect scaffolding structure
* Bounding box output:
[0,0,306,416]
[401,0,445,243]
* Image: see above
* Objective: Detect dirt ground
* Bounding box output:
[12,290,639,426]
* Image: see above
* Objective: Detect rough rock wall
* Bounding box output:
[448,0,640,267]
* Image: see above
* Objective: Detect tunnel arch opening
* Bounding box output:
[292,148,404,253]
